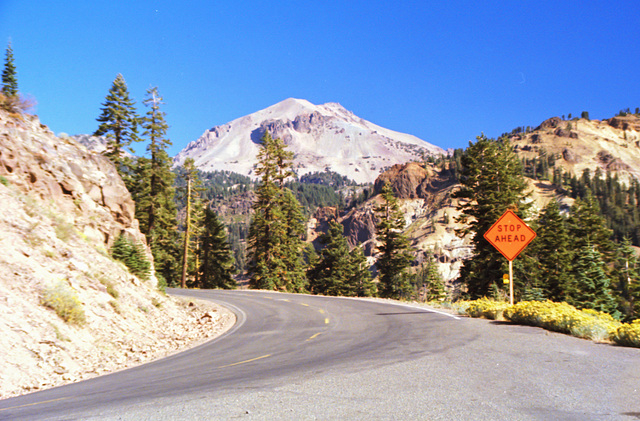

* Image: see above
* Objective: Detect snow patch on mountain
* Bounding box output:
[173,98,444,183]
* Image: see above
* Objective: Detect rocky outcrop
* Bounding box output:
[562,148,579,163]
[341,202,378,251]
[374,162,457,200]
[607,115,640,132]
[375,162,431,199]
[597,150,632,172]
[293,111,327,133]
[537,117,562,130]
[0,114,137,247]
[0,110,233,398]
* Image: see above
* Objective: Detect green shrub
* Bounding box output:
[451,301,471,315]
[42,281,86,325]
[111,234,151,280]
[97,275,119,298]
[54,216,76,242]
[611,320,640,348]
[0,175,8,186]
[156,273,167,293]
[465,298,510,320]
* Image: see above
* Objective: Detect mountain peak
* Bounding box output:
[173,99,444,183]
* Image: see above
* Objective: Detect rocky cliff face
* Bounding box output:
[173,98,444,184]
[1,115,140,249]
[510,114,640,182]
[326,162,471,287]
[0,111,232,398]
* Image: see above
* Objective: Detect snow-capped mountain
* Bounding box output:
[173,98,444,184]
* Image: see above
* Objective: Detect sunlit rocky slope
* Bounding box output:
[0,110,232,398]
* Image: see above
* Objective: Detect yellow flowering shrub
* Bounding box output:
[504,301,621,341]
[611,320,640,348]
[450,298,639,348]
[465,298,510,320]
[42,280,86,325]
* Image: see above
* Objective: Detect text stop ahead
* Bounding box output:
[483,209,536,261]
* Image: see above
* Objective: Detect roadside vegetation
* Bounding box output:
[41,280,86,326]
[443,298,639,348]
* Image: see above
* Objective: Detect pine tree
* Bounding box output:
[279,188,307,292]
[568,243,618,316]
[350,245,376,297]
[568,193,615,264]
[132,87,180,288]
[535,199,573,301]
[1,41,18,97]
[198,208,237,289]
[375,182,413,299]
[247,131,307,292]
[453,134,531,298]
[111,234,151,281]
[309,222,356,296]
[416,254,446,302]
[94,74,140,188]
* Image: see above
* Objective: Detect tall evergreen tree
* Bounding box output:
[133,86,180,287]
[197,208,237,289]
[247,132,307,292]
[309,222,356,296]
[94,74,140,188]
[375,182,413,299]
[568,193,615,264]
[452,134,530,298]
[568,243,618,316]
[135,87,174,235]
[279,188,308,292]
[1,40,18,97]
[535,199,573,302]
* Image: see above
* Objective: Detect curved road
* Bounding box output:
[1,289,639,420]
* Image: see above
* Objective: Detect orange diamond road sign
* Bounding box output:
[484,209,536,261]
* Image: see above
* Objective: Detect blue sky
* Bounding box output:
[1,1,639,157]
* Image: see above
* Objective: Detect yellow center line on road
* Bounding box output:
[0,397,69,412]
[217,354,272,369]
[300,303,309,307]
[307,332,322,341]
[318,309,325,314]
[325,318,330,324]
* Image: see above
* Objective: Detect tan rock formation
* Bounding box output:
[0,110,233,398]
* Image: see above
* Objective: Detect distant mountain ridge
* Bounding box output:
[173,98,444,183]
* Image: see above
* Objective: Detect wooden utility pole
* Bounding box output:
[180,177,191,289]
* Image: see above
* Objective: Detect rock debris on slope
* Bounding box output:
[0,110,233,398]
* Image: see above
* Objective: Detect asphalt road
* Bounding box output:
[1,289,639,420]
